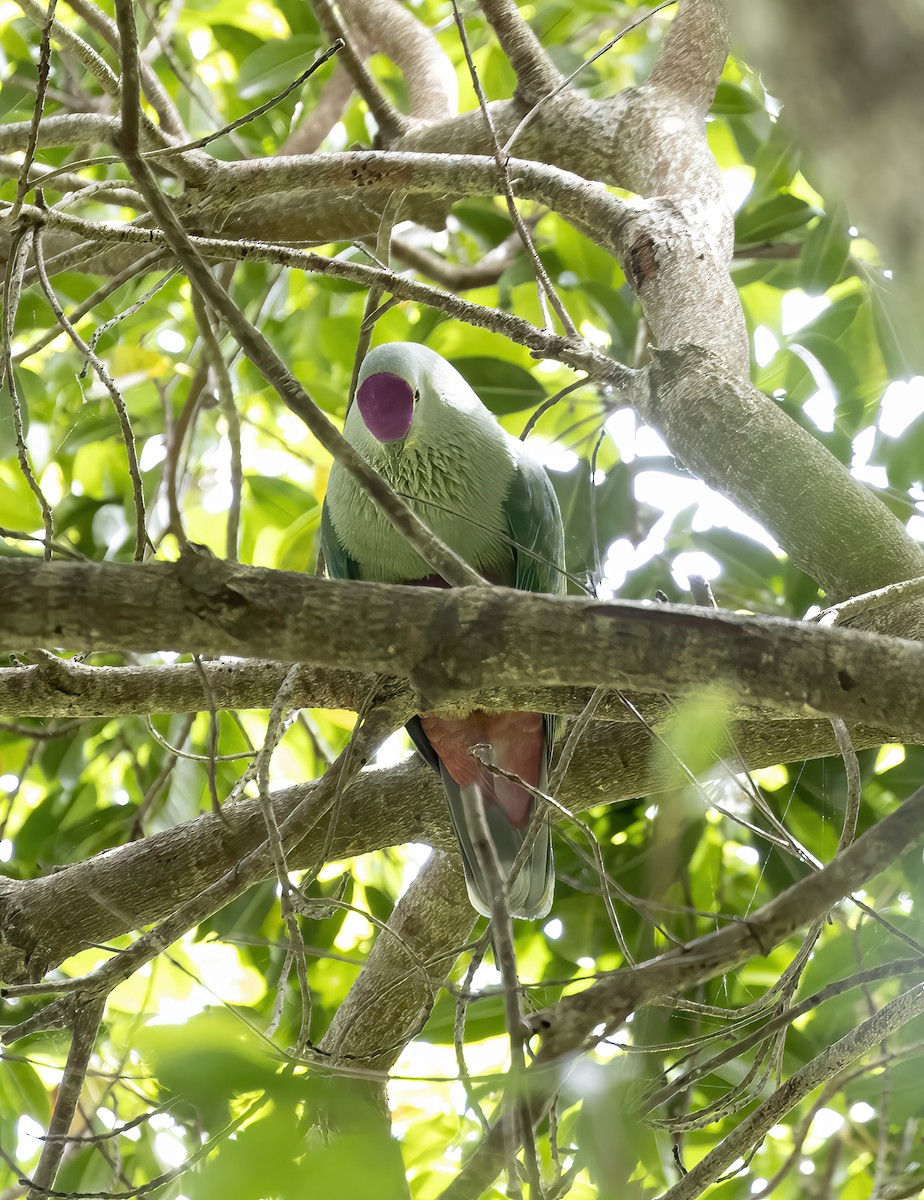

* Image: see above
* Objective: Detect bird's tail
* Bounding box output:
[440,759,553,921]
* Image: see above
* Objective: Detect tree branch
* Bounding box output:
[63,0,187,139]
[478,0,562,107]
[310,0,408,142]
[442,791,924,1196]
[107,11,483,593]
[0,655,833,727]
[319,852,476,1071]
[657,983,924,1200]
[0,705,898,988]
[2,558,924,734]
[535,784,924,1057]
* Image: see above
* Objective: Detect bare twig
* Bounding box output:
[503,0,678,154]
[33,226,148,561]
[143,39,346,160]
[14,0,120,100]
[254,664,313,1051]
[82,265,180,369]
[14,198,624,383]
[642,959,924,1115]
[656,985,924,1200]
[63,0,187,139]
[13,250,166,364]
[464,788,539,1196]
[1,228,55,557]
[452,0,577,337]
[12,0,58,221]
[22,997,104,1200]
[2,691,409,1041]
[454,931,493,1133]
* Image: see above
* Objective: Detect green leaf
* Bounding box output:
[870,284,923,377]
[448,356,546,416]
[801,206,851,293]
[246,474,315,527]
[735,194,818,246]
[237,36,324,99]
[711,81,762,115]
[750,118,801,200]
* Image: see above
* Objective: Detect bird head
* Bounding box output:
[355,366,417,444]
[350,342,482,451]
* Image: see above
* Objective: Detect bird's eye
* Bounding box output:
[413,389,420,404]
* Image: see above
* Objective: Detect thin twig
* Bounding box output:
[454,931,493,1133]
[452,1,577,338]
[3,694,408,1041]
[1,227,55,556]
[82,265,180,371]
[142,39,346,160]
[656,985,924,1200]
[13,250,166,364]
[12,0,58,221]
[503,0,678,154]
[106,12,485,588]
[254,664,313,1051]
[465,788,538,1197]
[33,225,148,561]
[519,378,588,439]
[191,292,242,560]
[10,195,634,389]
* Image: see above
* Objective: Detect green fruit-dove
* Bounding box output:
[321,343,565,919]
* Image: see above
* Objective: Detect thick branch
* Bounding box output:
[0,656,829,727]
[2,558,924,734]
[648,0,729,113]
[319,852,476,1071]
[0,710,897,986]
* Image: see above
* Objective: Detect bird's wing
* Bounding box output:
[319,495,360,580]
[503,445,567,760]
[504,448,567,597]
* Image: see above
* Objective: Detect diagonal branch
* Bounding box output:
[2,691,410,1039]
[439,788,924,1197]
[319,851,476,1072]
[107,4,481,591]
[656,983,924,1200]
[535,784,924,1058]
[478,0,562,107]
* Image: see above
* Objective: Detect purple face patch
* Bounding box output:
[356,372,415,443]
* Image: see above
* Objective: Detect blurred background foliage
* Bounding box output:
[1,1,922,1198]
